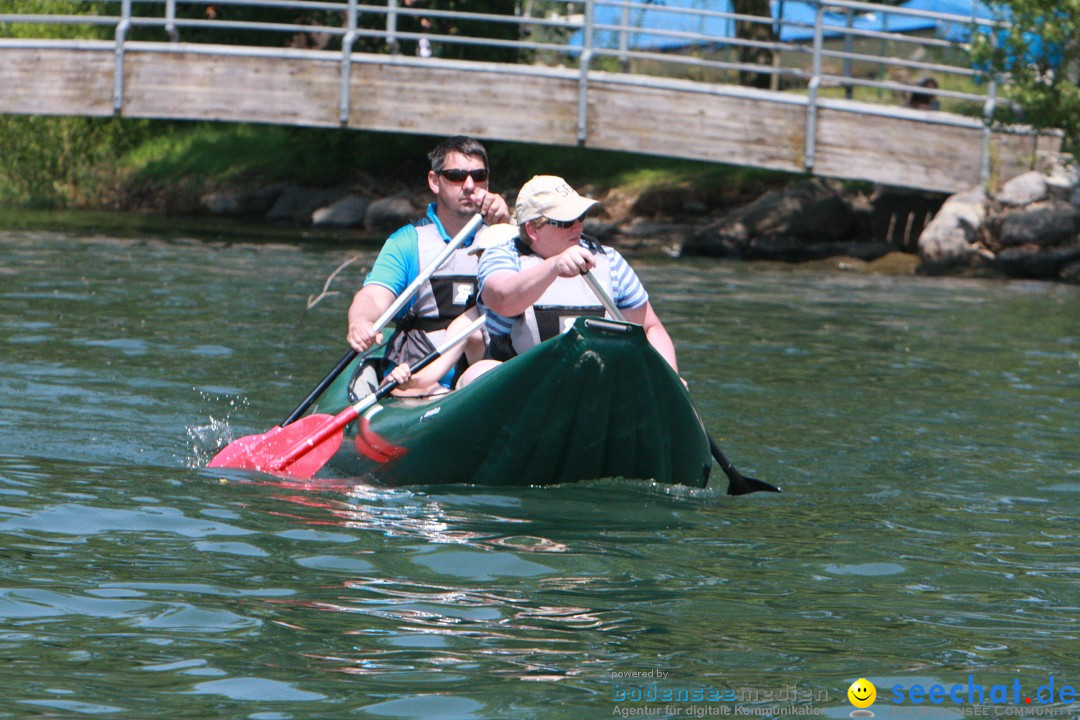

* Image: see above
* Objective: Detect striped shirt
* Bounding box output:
[477,238,649,336]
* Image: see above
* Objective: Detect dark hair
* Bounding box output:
[909,77,939,109]
[428,136,489,173]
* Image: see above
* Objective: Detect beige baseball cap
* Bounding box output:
[467,223,518,255]
[514,175,598,224]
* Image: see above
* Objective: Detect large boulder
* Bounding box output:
[312,194,369,227]
[995,199,1080,249]
[266,186,340,223]
[729,178,860,243]
[995,243,1080,279]
[364,194,420,231]
[916,157,1080,281]
[917,186,987,264]
[1039,152,1080,201]
[681,178,863,257]
[200,184,284,217]
[996,171,1048,207]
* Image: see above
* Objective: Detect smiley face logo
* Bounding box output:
[847,678,877,709]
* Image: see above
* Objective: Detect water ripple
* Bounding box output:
[2,233,1078,719]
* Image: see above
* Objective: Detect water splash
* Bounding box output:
[183,391,251,469]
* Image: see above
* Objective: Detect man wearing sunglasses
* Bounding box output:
[477,175,679,372]
[346,135,511,387]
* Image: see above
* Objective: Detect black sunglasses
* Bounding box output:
[438,168,489,183]
[544,214,586,229]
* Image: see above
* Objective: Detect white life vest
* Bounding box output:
[508,249,612,355]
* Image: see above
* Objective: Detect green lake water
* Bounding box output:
[1,221,1078,719]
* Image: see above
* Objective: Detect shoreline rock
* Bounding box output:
[186,154,1080,284]
[915,155,1080,283]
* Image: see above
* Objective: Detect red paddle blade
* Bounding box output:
[207,426,283,470]
[354,431,392,463]
[359,417,408,461]
[207,414,343,479]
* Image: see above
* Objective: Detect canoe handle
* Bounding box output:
[584,318,633,334]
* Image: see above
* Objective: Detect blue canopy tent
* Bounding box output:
[776,1,937,43]
[899,0,999,42]
[570,0,1002,48]
[574,0,737,52]
[567,0,1058,80]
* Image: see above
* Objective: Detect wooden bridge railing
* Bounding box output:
[0,0,1062,193]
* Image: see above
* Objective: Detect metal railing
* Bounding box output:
[0,0,1010,102]
[0,0,1018,179]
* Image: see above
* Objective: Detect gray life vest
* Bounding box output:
[384,221,479,370]
[508,249,613,355]
[412,221,479,330]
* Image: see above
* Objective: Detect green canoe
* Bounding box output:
[309,317,713,488]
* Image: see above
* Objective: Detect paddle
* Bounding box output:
[209,313,487,478]
[580,270,780,496]
[280,212,485,427]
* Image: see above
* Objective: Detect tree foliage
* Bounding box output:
[0,115,152,207]
[970,0,1080,150]
[0,1,153,206]
[399,0,521,62]
[0,0,110,39]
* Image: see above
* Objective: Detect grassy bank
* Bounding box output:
[0,116,794,214]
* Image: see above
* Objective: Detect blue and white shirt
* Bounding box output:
[477,238,648,337]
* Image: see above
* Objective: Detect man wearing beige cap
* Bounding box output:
[477,175,679,371]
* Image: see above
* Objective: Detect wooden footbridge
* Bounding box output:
[0,0,1062,194]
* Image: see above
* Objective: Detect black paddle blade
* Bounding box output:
[708,435,781,495]
[726,469,782,496]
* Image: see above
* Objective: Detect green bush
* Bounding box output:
[0,0,111,40]
[0,115,154,208]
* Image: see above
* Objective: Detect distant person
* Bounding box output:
[908,77,940,110]
[346,135,511,390]
[476,175,680,372]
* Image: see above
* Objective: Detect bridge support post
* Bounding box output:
[577,0,594,145]
[112,0,131,115]
[978,31,1001,189]
[618,0,630,73]
[387,0,399,55]
[980,81,997,188]
[340,0,358,125]
[165,0,178,42]
[804,0,824,173]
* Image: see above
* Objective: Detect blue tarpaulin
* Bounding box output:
[570,0,1004,48]
[580,0,735,51]
[776,1,937,42]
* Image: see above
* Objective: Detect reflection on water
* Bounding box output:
[1,227,1078,718]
